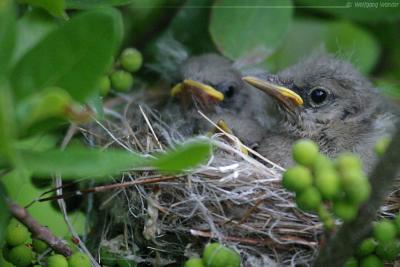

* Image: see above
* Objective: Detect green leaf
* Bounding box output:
[11,8,123,102]
[19,0,66,18]
[21,146,146,179]
[298,0,400,22]
[12,8,57,66]
[265,19,380,74]
[210,0,293,60]
[66,0,133,9]
[0,0,16,75]
[0,78,16,163]
[375,79,400,100]
[152,140,211,173]
[14,134,58,152]
[0,183,11,246]
[16,87,73,130]
[167,0,216,54]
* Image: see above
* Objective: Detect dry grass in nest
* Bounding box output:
[73,88,399,267]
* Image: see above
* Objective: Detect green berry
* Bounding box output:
[375,239,400,261]
[315,169,341,199]
[110,70,134,92]
[340,169,370,204]
[332,201,357,222]
[68,252,91,267]
[313,154,334,174]
[292,139,319,166]
[5,221,30,247]
[8,245,33,267]
[184,258,204,267]
[345,180,371,205]
[357,238,377,256]
[98,75,111,96]
[360,255,383,267]
[282,165,312,193]
[343,257,358,267]
[120,48,142,73]
[47,254,68,267]
[374,137,390,156]
[295,187,322,211]
[341,169,367,190]
[32,239,48,254]
[373,219,397,242]
[317,205,334,230]
[203,243,240,267]
[336,153,362,173]
[2,245,11,262]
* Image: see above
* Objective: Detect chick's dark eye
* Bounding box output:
[310,87,328,105]
[225,85,235,98]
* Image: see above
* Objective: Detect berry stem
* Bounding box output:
[315,123,400,267]
[6,199,72,257]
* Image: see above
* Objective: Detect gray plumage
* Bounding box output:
[166,53,266,145]
[249,54,395,169]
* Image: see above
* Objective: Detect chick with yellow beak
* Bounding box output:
[167,53,266,146]
[242,54,393,170]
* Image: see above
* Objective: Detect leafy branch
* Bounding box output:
[315,123,400,267]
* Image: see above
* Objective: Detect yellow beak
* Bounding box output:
[170,79,224,102]
[242,76,303,106]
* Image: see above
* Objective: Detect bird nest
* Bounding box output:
[76,88,397,267]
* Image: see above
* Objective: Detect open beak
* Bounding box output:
[242,76,303,110]
[170,79,224,102]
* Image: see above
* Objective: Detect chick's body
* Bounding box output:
[167,53,266,146]
[246,55,395,169]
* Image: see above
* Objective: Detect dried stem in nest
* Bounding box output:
[7,199,72,257]
[315,124,400,267]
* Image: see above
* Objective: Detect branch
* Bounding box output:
[7,200,72,257]
[315,124,400,267]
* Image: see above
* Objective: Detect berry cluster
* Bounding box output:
[2,220,90,267]
[344,215,400,267]
[97,47,143,96]
[283,139,371,229]
[184,243,240,267]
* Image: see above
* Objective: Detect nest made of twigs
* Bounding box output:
[75,87,399,267]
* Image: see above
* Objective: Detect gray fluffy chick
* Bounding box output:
[243,54,395,169]
[166,53,266,146]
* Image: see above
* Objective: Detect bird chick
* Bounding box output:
[168,53,265,146]
[243,54,394,169]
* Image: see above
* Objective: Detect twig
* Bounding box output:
[7,200,72,257]
[315,125,400,267]
[190,229,317,248]
[38,175,181,202]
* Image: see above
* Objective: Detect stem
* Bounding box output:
[315,124,400,267]
[7,200,72,257]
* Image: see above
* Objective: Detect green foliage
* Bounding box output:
[12,9,57,65]
[210,0,293,60]
[152,141,211,173]
[0,185,11,246]
[11,8,123,102]
[21,146,145,179]
[19,0,66,18]
[0,0,16,76]
[66,0,134,9]
[266,19,380,74]
[168,0,215,54]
